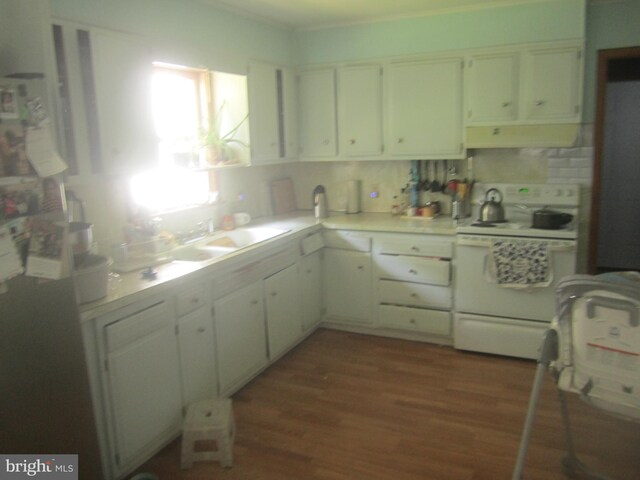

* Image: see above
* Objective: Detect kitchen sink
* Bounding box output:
[171,244,236,262]
[171,226,290,262]
[204,227,290,249]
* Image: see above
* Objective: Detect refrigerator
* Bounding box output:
[0,76,103,478]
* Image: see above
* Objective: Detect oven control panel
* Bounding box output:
[472,183,580,207]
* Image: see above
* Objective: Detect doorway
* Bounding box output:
[588,47,640,274]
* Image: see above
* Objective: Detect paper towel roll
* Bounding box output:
[346,180,361,214]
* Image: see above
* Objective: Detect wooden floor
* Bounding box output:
[133,328,640,480]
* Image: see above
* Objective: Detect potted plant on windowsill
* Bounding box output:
[199,101,249,167]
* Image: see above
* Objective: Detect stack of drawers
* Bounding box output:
[373,234,453,337]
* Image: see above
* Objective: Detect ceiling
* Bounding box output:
[199,0,561,31]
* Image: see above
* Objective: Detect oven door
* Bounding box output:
[455,235,577,321]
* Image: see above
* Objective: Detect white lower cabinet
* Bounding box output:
[373,233,454,340]
[175,284,217,406]
[265,264,302,360]
[214,281,268,395]
[300,251,323,331]
[324,248,372,324]
[102,299,183,475]
[177,307,217,406]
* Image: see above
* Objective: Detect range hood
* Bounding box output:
[466,124,580,148]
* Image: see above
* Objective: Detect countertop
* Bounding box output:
[78,211,456,321]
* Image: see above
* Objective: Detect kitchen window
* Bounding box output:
[130,63,249,213]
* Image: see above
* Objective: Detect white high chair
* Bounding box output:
[513,273,640,479]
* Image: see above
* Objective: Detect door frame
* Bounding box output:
[587,46,640,274]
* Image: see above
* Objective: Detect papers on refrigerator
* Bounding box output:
[0,224,23,282]
[25,126,67,177]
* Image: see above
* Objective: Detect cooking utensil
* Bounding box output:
[479,188,506,223]
[430,161,440,192]
[532,208,573,229]
[441,160,448,193]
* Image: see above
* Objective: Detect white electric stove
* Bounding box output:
[454,183,580,360]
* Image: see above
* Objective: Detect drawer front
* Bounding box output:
[379,305,451,336]
[378,279,451,309]
[376,255,450,286]
[176,285,207,316]
[323,230,371,252]
[375,237,453,258]
[105,301,172,352]
[300,232,324,255]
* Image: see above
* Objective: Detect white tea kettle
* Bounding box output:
[313,185,328,219]
[479,188,506,223]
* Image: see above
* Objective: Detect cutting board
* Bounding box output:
[270,178,296,214]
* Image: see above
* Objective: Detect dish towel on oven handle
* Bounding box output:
[487,239,552,289]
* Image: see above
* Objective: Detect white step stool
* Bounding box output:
[180,398,235,469]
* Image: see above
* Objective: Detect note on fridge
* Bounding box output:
[0,225,23,282]
[25,126,68,177]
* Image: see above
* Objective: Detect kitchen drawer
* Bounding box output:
[322,230,371,252]
[374,237,453,258]
[378,304,451,336]
[378,279,451,309]
[375,255,450,286]
[105,300,172,352]
[300,232,324,255]
[175,284,207,317]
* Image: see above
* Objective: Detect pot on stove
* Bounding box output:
[479,188,506,223]
[532,207,573,230]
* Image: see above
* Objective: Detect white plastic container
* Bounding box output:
[74,254,112,304]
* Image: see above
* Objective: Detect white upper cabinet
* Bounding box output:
[248,62,280,163]
[522,45,582,122]
[465,52,520,124]
[89,28,157,175]
[281,67,299,159]
[337,65,383,157]
[298,68,337,159]
[385,57,464,159]
[465,42,583,126]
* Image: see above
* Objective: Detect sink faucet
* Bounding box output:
[176,219,214,244]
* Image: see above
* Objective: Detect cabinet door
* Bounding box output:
[248,63,280,164]
[214,281,267,394]
[178,307,217,405]
[386,58,463,157]
[523,46,582,122]
[105,303,182,467]
[300,251,323,331]
[324,249,372,324]
[282,67,299,159]
[89,28,157,174]
[265,264,302,359]
[466,52,519,124]
[337,65,383,156]
[298,69,337,158]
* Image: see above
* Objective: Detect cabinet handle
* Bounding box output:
[502,102,511,108]
[410,246,419,252]
[197,326,206,333]
[349,139,356,145]
[409,269,418,275]
[410,293,418,298]
[251,299,259,305]
[535,100,545,106]
[190,297,199,304]
[271,292,277,297]
[322,139,330,145]
[357,265,364,270]
[409,318,416,324]
[397,137,404,144]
